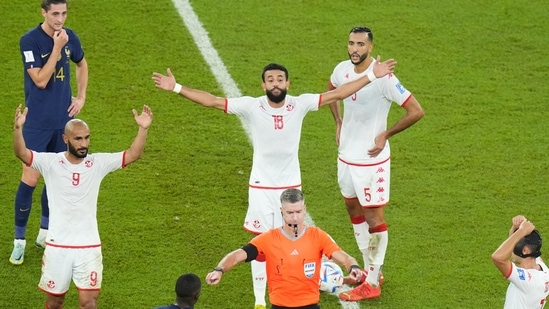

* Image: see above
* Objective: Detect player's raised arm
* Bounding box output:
[13,105,32,165]
[152,68,226,110]
[319,56,396,107]
[124,105,153,166]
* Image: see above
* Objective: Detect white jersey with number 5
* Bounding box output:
[225,94,319,188]
[30,151,124,247]
[330,58,412,165]
[504,261,549,309]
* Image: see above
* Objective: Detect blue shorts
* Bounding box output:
[23,127,65,152]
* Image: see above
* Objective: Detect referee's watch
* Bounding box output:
[213,266,224,274]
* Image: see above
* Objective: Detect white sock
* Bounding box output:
[352,221,370,268]
[367,230,388,287]
[14,239,26,247]
[38,228,48,239]
[251,260,267,306]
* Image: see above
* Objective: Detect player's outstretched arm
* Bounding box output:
[124,105,153,166]
[13,105,32,165]
[151,68,226,110]
[319,56,396,107]
[331,250,363,282]
[205,248,248,285]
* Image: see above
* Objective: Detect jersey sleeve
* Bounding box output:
[329,62,346,88]
[249,232,268,256]
[67,29,85,63]
[225,96,255,118]
[507,263,534,292]
[317,228,342,259]
[30,152,58,174]
[92,152,125,175]
[295,93,321,111]
[378,73,412,106]
[20,34,44,70]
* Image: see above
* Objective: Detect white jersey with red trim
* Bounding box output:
[330,58,412,165]
[30,151,124,247]
[504,261,549,309]
[226,94,319,188]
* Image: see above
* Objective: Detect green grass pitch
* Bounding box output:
[0,0,548,308]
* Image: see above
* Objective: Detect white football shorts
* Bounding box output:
[337,158,391,207]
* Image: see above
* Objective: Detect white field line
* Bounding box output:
[171,1,359,308]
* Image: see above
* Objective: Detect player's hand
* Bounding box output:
[349,268,363,283]
[14,104,28,129]
[367,133,388,158]
[373,55,396,78]
[152,68,177,92]
[205,271,222,285]
[518,220,535,236]
[132,105,153,129]
[53,29,69,51]
[512,215,527,230]
[68,96,85,117]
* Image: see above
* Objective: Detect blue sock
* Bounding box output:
[14,181,36,239]
[40,186,49,229]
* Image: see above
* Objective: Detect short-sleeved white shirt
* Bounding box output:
[30,151,124,247]
[504,261,549,308]
[330,59,412,165]
[225,94,319,188]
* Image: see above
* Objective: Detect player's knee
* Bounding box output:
[21,167,41,186]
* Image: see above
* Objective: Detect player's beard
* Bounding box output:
[68,141,88,158]
[266,87,287,104]
[349,52,369,65]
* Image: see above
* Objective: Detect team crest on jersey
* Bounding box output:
[65,46,71,58]
[286,104,294,111]
[85,160,93,168]
[253,220,261,229]
[303,262,316,278]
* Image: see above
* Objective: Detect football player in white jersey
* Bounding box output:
[13,104,153,309]
[327,26,424,301]
[492,215,549,309]
[152,60,395,309]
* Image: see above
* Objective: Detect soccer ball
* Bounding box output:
[319,261,344,293]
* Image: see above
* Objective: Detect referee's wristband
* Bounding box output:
[349,265,361,273]
[173,83,182,93]
[367,71,377,82]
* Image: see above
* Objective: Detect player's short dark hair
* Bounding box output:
[280,188,304,205]
[262,63,289,82]
[175,273,201,299]
[350,26,373,42]
[42,0,68,11]
[513,229,542,258]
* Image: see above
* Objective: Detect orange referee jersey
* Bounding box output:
[250,226,341,307]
